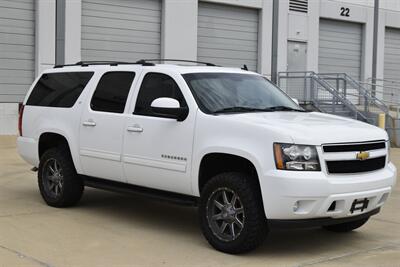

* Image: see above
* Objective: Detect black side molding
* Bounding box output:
[268,208,380,230]
[83,176,198,207]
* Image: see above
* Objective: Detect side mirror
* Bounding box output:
[291,98,299,105]
[150,97,189,121]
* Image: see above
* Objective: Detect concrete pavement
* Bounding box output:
[0,136,399,266]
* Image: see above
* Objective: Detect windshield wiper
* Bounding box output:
[213,106,305,114]
[262,106,305,112]
[213,106,267,114]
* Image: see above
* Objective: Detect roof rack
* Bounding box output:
[53,61,143,68]
[53,59,216,68]
[135,59,217,66]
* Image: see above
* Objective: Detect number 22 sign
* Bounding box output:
[340,7,350,17]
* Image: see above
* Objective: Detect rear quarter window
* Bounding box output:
[26,72,94,107]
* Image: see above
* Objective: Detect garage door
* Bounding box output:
[197,2,259,71]
[318,19,363,81]
[81,0,161,62]
[0,0,35,103]
[384,27,400,102]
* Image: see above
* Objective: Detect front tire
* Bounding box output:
[199,172,268,254]
[38,146,84,207]
[323,217,369,232]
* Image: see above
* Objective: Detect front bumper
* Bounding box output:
[268,208,380,229]
[260,162,396,220]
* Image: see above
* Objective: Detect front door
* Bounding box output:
[122,72,196,195]
[79,71,137,182]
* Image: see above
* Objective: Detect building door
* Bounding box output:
[197,2,259,71]
[319,19,363,104]
[81,0,162,62]
[286,41,307,101]
[384,27,400,103]
[0,0,35,103]
[318,19,363,81]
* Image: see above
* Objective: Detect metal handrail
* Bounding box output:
[278,71,380,123]
[318,73,389,114]
[310,74,369,122]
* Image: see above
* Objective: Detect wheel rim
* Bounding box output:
[206,187,245,242]
[42,158,64,199]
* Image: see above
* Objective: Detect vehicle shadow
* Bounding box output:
[78,188,361,256]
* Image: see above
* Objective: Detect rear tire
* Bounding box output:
[199,172,268,254]
[38,146,84,207]
[323,217,369,232]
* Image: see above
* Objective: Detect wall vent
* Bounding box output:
[289,0,308,13]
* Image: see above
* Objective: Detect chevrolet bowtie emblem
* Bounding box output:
[356,151,370,161]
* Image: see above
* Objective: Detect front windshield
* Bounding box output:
[183,73,302,114]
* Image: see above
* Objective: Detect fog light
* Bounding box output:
[293,201,299,212]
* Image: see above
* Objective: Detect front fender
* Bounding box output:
[191,146,264,196]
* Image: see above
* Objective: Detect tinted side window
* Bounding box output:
[134,73,187,116]
[90,72,135,113]
[26,72,94,107]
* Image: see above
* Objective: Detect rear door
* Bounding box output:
[79,70,138,182]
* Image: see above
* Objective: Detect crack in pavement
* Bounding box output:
[296,243,400,267]
[0,244,54,267]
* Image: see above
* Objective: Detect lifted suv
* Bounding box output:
[18,60,397,254]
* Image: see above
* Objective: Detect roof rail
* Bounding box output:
[136,59,217,66]
[53,61,142,68]
[53,59,216,68]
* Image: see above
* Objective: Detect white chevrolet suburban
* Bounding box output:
[17,60,397,254]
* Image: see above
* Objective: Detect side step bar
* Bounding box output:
[83,176,199,207]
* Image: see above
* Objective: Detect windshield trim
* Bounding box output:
[182,72,301,115]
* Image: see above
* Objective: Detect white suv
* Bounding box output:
[17,60,397,254]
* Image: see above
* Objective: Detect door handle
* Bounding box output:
[82,121,96,127]
[127,125,143,133]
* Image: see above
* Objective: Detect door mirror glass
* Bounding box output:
[150,97,188,121]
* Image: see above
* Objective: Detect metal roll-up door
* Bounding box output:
[81,0,161,62]
[0,0,35,103]
[197,2,259,71]
[384,27,400,103]
[318,19,363,81]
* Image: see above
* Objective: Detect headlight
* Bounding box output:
[274,143,321,171]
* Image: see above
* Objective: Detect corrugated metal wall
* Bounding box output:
[197,2,259,71]
[81,0,161,62]
[384,27,400,102]
[318,19,363,81]
[0,0,35,103]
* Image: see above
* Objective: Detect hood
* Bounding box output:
[220,111,387,145]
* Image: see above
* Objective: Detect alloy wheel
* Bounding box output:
[42,158,64,198]
[206,187,245,242]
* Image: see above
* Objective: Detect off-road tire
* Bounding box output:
[38,146,84,207]
[199,172,268,254]
[323,217,369,232]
